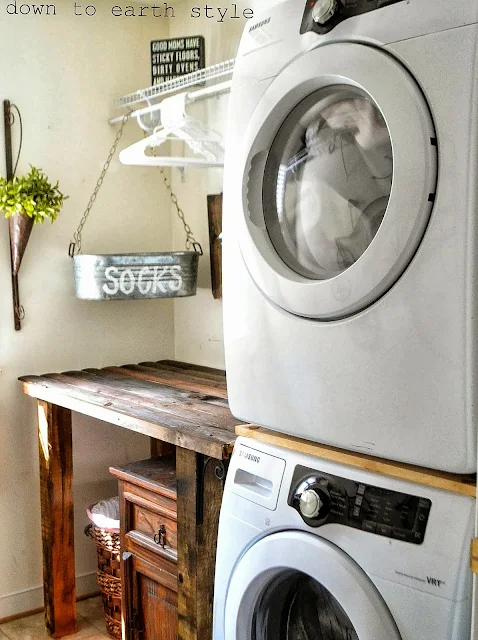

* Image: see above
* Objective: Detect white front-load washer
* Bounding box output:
[222,0,478,472]
[213,438,475,639]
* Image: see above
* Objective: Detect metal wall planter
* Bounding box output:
[73,251,199,300]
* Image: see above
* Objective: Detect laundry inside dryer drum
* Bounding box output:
[252,570,358,640]
[263,86,393,281]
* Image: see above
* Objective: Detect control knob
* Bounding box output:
[299,489,323,519]
[311,0,338,24]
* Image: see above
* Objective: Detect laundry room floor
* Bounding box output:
[0,597,109,640]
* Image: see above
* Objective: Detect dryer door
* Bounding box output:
[234,42,437,319]
[224,531,401,640]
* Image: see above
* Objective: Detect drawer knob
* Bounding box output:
[154,525,167,547]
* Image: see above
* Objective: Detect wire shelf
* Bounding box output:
[113,59,236,109]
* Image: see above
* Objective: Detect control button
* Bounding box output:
[376,524,392,537]
[330,492,345,501]
[392,528,409,541]
[357,484,366,496]
[362,520,377,533]
[415,507,430,531]
[311,0,337,24]
[299,489,322,519]
[355,495,363,507]
[353,506,361,518]
[332,498,347,508]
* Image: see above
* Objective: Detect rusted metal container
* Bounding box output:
[73,252,199,300]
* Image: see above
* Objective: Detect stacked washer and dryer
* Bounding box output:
[214,1,478,639]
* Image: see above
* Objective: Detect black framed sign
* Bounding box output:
[151,36,206,85]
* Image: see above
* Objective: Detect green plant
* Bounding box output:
[0,165,68,224]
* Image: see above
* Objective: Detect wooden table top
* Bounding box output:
[20,360,240,459]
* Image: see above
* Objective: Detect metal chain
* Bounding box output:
[157,166,202,254]
[68,112,202,256]
[69,113,130,256]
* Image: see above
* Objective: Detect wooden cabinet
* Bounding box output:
[110,456,178,640]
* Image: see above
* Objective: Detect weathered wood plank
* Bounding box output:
[176,448,225,640]
[151,438,176,458]
[110,365,228,398]
[37,401,76,638]
[142,361,226,384]
[45,373,235,431]
[176,448,198,640]
[87,365,228,399]
[196,456,223,640]
[140,362,226,385]
[69,369,229,412]
[236,425,477,497]
[207,193,223,300]
[119,481,134,640]
[22,378,235,459]
[156,360,226,379]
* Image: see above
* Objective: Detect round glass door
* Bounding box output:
[264,86,393,281]
[233,42,437,319]
[224,531,401,640]
[252,569,358,640]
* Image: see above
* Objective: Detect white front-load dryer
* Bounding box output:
[213,438,475,639]
[222,0,478,472]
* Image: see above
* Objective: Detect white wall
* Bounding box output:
[170,3,251,368]
[0,0,254,619]
[0,7,174,617]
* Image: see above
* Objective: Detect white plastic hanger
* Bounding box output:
[119,93,224,168]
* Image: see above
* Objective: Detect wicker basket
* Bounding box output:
[85,524,122,639]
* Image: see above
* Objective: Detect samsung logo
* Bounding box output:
[239,450,260,463]
[249,17,271,32]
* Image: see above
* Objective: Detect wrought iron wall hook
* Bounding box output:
[4,99,26,331]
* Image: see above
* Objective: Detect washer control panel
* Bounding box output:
[300,0,404,35]
[288,465,431,544]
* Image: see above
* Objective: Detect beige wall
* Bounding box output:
[0,7,173,617]
[170,4,250,368]
[0,1,252,618]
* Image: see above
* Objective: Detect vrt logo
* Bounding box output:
[427,577,445,588]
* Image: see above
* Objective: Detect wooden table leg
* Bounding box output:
[176,447,224,640]
[150,438,176,458]
[37,401,76,637]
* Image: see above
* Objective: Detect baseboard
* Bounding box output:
[0,572,98,621]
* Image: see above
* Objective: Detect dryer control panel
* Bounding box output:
[300,0,404,35]
[288,465,431,544]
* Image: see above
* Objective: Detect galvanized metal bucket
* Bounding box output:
[73,251,199,301]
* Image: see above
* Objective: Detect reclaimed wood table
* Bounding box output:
[19,360,241,639]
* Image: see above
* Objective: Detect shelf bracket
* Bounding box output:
[196,453,229,526]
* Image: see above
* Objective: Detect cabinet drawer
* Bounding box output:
[125,491,177,553]
[125,534,178,593]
